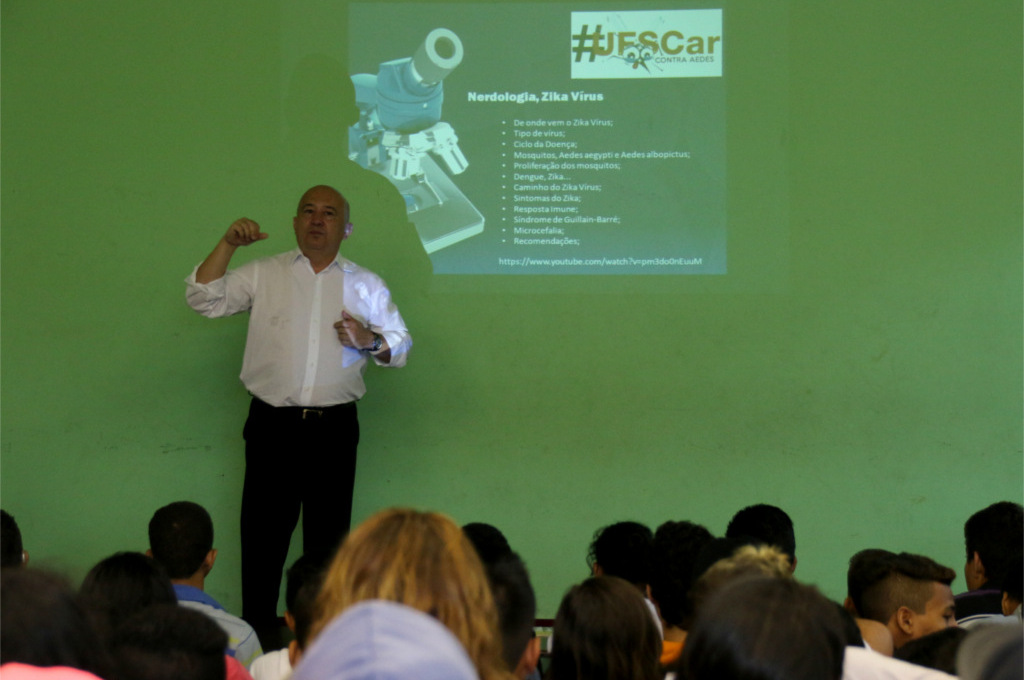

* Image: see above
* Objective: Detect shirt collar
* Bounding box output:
[172,583,224,610]
[290,248,354,273]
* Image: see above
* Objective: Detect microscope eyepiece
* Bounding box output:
[411,28,464,85]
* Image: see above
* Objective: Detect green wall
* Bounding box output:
[2,0,1021,617]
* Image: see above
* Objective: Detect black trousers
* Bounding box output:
[239,396,359,635]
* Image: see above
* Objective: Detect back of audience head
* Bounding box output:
[285,555,327,665]
[0,568,109,676]
[550,575,662,680]
[689,543,792,616]
[725,503,797,571]
[461,524,539,678]
[484,552,538,678]
[963,501,1024,592]
[463,522,513,564]
[894,627,969,676]
[678,576,846,680]
[586,521,654,591]
[844,548,898,617]
[79,551,176,644]
[311,507,511,680]
[294,600,478,680]
[956,624,1023,680]
[1,508,27,568]
[689,535,760,586]
[108,603,227,680]
[147,500,215,580]
[649,520,714,631]
[858,552,957,648]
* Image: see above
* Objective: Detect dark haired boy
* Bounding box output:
[956,501,1024,627]
[858,552,958,650]
[249,555,325,680]
[649,520,714,665]
[588,520,662,637]
[725,503,796,572]
[148,501,262,667]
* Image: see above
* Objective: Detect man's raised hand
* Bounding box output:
[225,218,269,247]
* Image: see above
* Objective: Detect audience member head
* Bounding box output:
[858,552,957,649]
[689,544,792,616]
[689,535,760,586]
[725,503,796,571]
[79,551,177,643]
[485,552,538,678]
[108,603,227,680]
[463,522,513,564]
[549,575,662,680]
[147,501,215,581]
[0,569,108,676]
[586,521,654,591]
[894,627,969,676]
[293,600,478,680]
[679,576,846,680]
[963,501,1024,592]
[1000,552,1022,617]
[311,508,510,680]
[1,509,27,568]
[956,624,1023,680]
[844,548,898,617]
[284,555,326,666]
[649,520,714,630]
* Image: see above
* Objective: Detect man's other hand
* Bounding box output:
[334,311,372,349]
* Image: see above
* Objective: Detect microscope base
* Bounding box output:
[383,155,484,254]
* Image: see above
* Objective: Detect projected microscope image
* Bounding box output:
[349,28,483,254]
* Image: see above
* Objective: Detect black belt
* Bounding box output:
[251,397,356,421]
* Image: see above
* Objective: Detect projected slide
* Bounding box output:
[349,3,725,274]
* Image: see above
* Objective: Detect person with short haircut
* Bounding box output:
[310,508,515,680]
[463,522,514,564]
[548,576,662,680]
[957,501,1024,628]
[109,604,230,680]
[462,525,540,679]
[148,501,262,667]
[725,503,797,572]
[1,509,27,568]
[679,576,846,680]
[587,521,654,587]
[484,553,539,679]
[250,555,325,680]
[845,549,899,618]
[186,185,412,647]
[648,519,714,665]
[843,548,901,654]
[587,520,662,636]
[858,552,958,650]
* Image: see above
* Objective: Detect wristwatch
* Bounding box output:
[370,332,383,352]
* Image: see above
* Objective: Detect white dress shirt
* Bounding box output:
[186,249,411,407]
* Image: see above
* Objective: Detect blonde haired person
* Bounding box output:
[308,508,515,680]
